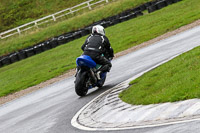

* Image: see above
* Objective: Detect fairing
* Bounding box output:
[76,55,96,68]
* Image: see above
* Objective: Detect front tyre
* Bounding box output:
[75,71,88,96]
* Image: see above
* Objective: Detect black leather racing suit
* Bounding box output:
[81,33,114,73]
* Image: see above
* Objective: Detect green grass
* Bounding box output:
[0,0,200,97]
[0,0,89,32]
[0,0,151,56]
[0,39,83,96]
[119,46,200,105]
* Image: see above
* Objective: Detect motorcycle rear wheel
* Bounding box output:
[75,71,88,96]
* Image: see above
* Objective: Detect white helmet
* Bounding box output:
[92,25,105,36]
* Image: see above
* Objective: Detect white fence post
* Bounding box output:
[69,8,73,14]
[52,15,56,21]
[35,22,39,28]
[105,0,109,3]
[17,28,21,35]
[87,2,92,10]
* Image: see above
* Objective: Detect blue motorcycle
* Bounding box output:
[75,55,107,96]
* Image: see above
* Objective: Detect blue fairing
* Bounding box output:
[76,55,96,68]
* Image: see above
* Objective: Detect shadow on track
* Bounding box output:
[78,84,116,99]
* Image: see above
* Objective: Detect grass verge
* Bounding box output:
[0,0,88,32]
[0,0,200,97]
[119,46,200,105]
[0,0,151,56]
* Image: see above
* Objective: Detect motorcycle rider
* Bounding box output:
[81,25,114,80]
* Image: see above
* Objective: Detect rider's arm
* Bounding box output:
[81,35,92,51]
[104,36,114,58]
[81,40,87,51]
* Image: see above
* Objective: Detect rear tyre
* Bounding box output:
[75,71,88,96]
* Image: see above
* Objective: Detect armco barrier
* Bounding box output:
[0,0,182,68]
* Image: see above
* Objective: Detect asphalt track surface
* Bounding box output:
[1,25,200,133]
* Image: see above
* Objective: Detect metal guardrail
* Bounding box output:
[0,0,109,39]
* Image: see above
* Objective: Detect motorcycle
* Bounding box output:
[74,55,108,96]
